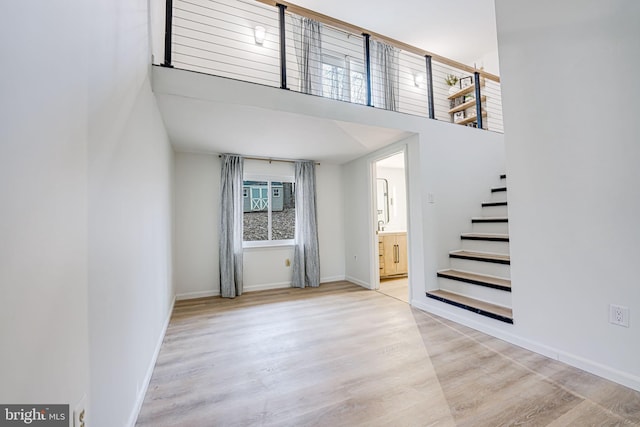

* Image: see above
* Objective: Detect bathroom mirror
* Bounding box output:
[376,178,389,226]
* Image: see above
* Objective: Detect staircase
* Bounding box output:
[427,174,513,323]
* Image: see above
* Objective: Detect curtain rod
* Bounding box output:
[219,155,320,166]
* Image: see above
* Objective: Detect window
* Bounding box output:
[243,188,248,198]
[349,58,367,105]
[243,179,295,245]
[321,54,366,105]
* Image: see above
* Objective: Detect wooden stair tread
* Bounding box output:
[426,289,513,323]
[461,233,509,242]
[491,186,507,193]
[500,174,506,179]
[450,250,510,264]
[437,269,511,291]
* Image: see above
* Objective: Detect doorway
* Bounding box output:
[374,151,409,303]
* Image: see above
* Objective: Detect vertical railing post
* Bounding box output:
[277,4,288,90]
[363,33,372,107]
[474,71,483,129]
[425,55,435,119]
[163,0,174,67]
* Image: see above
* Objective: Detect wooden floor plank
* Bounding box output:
[136,282,640,426]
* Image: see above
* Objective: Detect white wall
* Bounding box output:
[1,1,175,426]
[473,50,501,76]
[496,0,640,390]
[0,0,90,409]
[174,152,346,298]
[376,165,407,232]
[174,152,220,298]
[88,78,174,427]
[149,0,167,65]
[88,1,175,426]
[343,154,373,287]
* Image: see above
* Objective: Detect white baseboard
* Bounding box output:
[321,275,346,283]
[558,350,640,392]
[244,281,290,292]
[177,276,349,300]
[128,295,176,427]
[411,299,640,392]
[345,275,373,289]
[176,289,220,300]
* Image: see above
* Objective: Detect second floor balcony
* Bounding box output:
[161,0,503,133]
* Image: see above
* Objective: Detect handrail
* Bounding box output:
[255,0,500,83]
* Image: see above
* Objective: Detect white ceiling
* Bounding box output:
[158,94,414,164]
[290,0,499,66]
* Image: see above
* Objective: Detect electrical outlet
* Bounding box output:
[609,304,630,327]
[74,396,86,427]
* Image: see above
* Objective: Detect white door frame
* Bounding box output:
[369,146,410,300]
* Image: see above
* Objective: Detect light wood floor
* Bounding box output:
[136,282,640,426]
[377,277,409,303]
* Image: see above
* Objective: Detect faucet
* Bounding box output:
[377,220,385,232]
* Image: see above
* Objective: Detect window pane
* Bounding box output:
[322,63,348,102]
[350,70,366,105]
[243,181,268,241]
[272,182,295,240]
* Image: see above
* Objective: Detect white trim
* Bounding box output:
[128,295,176,427]
[243,240,295,249]
[176,277,348,301]
[345,275,373,289]
[558,351,640,392]
[176,289,220,300]
[244,281,291,292]
[411,299,640,392]
[320,275,346,283]
[370,146,409,292]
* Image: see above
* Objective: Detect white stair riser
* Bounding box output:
[472,221,509,234]
[491,190,508,202]
[481,204,508,216]
[461,239,510,253]
[438,277,512,308]
[449,257,511,278]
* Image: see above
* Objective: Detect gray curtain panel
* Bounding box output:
[219,154,244,298]
[292,161,320,288]
[291,16,323,96]
[370,40,399,111]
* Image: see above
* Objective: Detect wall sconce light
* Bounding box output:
[414,73,426,88]
[254,26,266,45]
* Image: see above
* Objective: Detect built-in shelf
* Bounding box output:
[448,96,486,114]
[454,111,487,126]
[447,84,476,100]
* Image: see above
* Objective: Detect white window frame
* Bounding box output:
[243,174,295,248]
